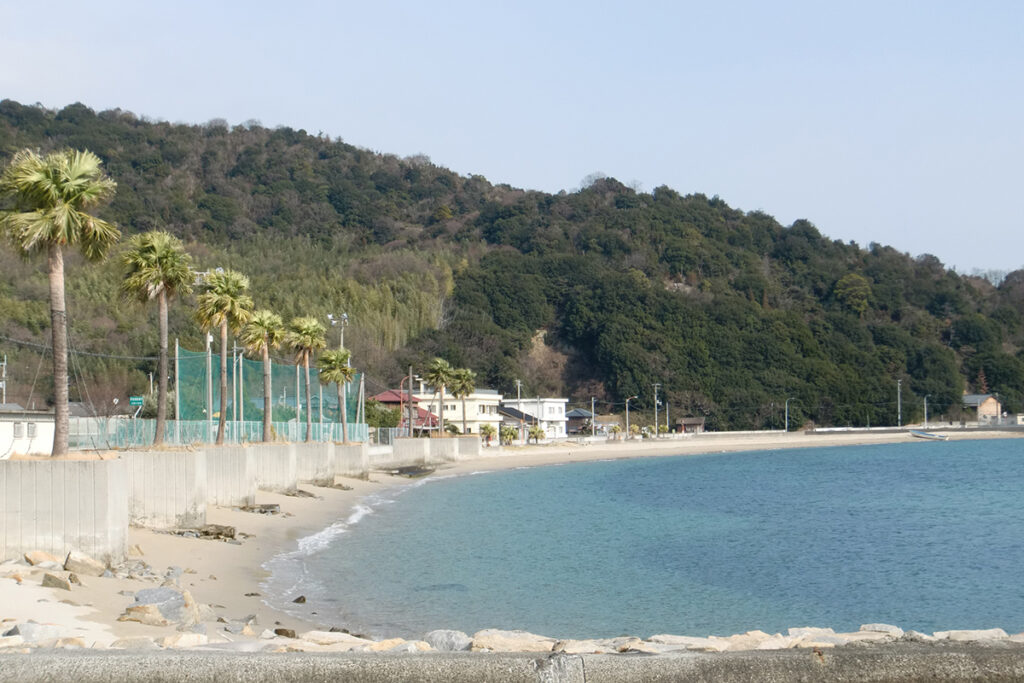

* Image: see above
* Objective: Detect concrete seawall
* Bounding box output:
[0,458,128,565]
[124,450,207,529]
[3,646,1024,682]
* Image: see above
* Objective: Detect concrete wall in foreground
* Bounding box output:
[295,443,335,486]
[0,459,128,564]
[253,442,298,493]
[428,437,459,463]
[206,446,256,507]
[335,443,368,478]
[379,438,429,469]
[124,450,207,529]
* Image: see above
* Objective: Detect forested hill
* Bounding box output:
[2,98,1023,430]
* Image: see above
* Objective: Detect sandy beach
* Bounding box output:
[1,428,1021,651]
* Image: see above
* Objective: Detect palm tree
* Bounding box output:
[196,269,253,445]
[317,348,355,444]
[450,367,477,435]
[609,424,622,440]
[500,424,517,446]
[239,310,285,442]
[121,231,193,446]
[286,317,326,442]
[528,424,545,444]
[0,149,119,457]
[479,423,496,446]
[424,358,454,437]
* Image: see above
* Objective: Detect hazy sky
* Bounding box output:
[2,1,1021,273]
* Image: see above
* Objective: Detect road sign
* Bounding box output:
[129,396,144,407]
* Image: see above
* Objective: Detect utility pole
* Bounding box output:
[591,397,596,438]
[408,365,415,437]
[785,397,794,432]
[516,379,524,444]
[1,354,7,404]
[665,400,670,435]
[205,333,213,442]
[924,395,929,428]
[897,379,902,427]
[652,383,661,438]
[328,313,349,436]
[625,395,637,439]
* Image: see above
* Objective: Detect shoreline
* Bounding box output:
[2,429,1022,651]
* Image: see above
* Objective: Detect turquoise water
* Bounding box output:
[264,439,1024,639]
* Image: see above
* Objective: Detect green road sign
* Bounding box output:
[129,396,144,406]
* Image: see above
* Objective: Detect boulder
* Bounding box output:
[118,587,200,627]
[63,551,106,577]
[55,637,87,648]
[756,635,801,650]
[5,622,64,642]
[423,629,472,652]
[110,636,161,650]
[0,636,25,649]
[788,626,836,638]
[298,630,375,648]
[160,633,208,648]
[41,573,72,591]
[471,628,556,652]
[860,623,904,638]
[24,550,60,566]
[902,630,938,643]
[552,639,616,654]
[386,640,432,653]
[934,628,1009,642]
[648,634,725,651]
[274,628,296,639]
[367,638,408,652]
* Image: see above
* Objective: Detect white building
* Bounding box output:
[0,405,55,458]
[500,397,569,439]
[413,384,503,435]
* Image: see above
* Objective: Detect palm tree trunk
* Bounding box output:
[154,290,168,446]
[338,385,349,444]
[262,347,272,442]
[462,396,468,435]
[48,244,69,457]
[217,322,228,444]
[303,356,312,442]
[438,384,445,437]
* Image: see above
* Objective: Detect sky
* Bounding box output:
[2,0,1022,273]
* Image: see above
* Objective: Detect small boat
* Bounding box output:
[910,430,949,441]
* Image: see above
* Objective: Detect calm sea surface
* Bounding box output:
[263,439,1024,639]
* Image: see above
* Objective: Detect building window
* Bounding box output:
[26,422,36,438]
[13,422,24,438]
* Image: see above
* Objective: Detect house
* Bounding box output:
[500,397,569,439]
[0,404,55,458]
[676,416,706,434]
[369,389,439,435]
[565,408,595,434]
[411,382,503,435]
[962,394,1002,424]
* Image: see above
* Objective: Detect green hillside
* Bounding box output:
[2,99,1022,430]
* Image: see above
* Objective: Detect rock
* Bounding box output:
[63,551,106,577]
[182,623,208,635]
[41,573,72,591]
[244,592,261,597]
[274,628,296,639]
[127,544,145,557]
[160,633,208,648]
[110,636,161,650]
[55,637,87,648]
[934,628,1009,642]
[242,625,259,637]
[552,638,616,654]
[67,573,82,586]
[298,630,375,648]
[387,641,432,653]
[198,604,218,622]
[292,595,306,603]
[902,630,938,643]
[717,631,775,651]
[788,626,836,638]
[101,570,114,578]
[165,566,184,580]
[24,550,60,566]
[423,629,472,652]
[5,622,63,642]
[260,629,277,640]
[471,628,556,653]
[199,524,235,540]
[368,638,407,652]
[118,587,199,627]
[860,623,904,638]
[756,635,801,650]
[0,636,25,649]
[648,633,723,650]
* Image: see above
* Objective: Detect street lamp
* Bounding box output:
[924,395,930,428]
[400,372,422,437]
[625,395,638,439]
[328,313,350,436]
[785,397,796,432]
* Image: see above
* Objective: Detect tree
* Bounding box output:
[287,316,326,442]
[499,424,518,445]
[450,367,477,435]
[0,149,119,456]
[424,358,454,437]
[318,348,355,444]
[196,269,253,444]
[239,309,285,442]
[121,231,193,445]
[835,273,871,317]
[479,423,496,445]
[608,423,622,439]
[528,424,545,444]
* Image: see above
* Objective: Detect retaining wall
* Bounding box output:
[253,442,298,493]
[456,436,483,460]
[381,438,430,469]
[206,446,257,507]
[335,443,369,478]
[0,458,128,564]
[124,450,207,529]
[295,443,335,485]
[428,437,460,463]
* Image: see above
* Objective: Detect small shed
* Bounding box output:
[565,408,595,434]
[676,416,706,434]
[962,394,1001,424]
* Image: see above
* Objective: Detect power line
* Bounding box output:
[0,334,158,361]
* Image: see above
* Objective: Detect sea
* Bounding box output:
[262,438,1024,639]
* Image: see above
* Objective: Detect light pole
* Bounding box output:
[400,370,421,437]
[897,379,902,427]
[652,383,661,439]
[328,313,349,437]
[625,395,638,439]
[924,395,930,428]
[785,397,795,432]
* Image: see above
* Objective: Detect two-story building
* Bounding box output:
[500,397,569,439]
[412,383,503,435]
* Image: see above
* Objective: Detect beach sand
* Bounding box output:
[2,428,1020,647]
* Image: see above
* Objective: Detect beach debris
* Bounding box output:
[240,503,281,515]
[41,573,72,591]
[423,629,472,652]
[63,550,106,577]
[127,544,145,557]
[200,524,236,539]
[274,628,296,638]
[67,572,82,586]
[118,586,200,627]
[283,489,315,498]
[471,628,557,653]
[23,550,60,566]
[292,595,306,603]
[244,592,261,597]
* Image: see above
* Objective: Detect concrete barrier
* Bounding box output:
[382,438,429,469]
[0,458,128,565]
[428,437,459,463]
[206,446,256,507]
[295,443,334,485]
[335,442,368,478]
[124,450,207,529]
[253,442,297,493]
[456,436,483,460]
